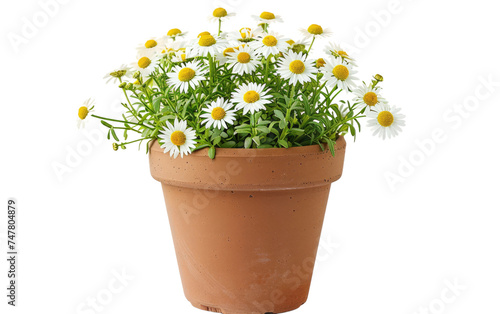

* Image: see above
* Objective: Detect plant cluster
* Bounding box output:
[78,8,405,158]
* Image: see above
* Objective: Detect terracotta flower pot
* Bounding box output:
[149,136,346,314]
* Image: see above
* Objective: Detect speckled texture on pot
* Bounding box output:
[149,136,346,314]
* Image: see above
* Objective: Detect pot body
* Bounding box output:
[149,137,346,314]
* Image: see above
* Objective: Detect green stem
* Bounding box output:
[112,127,141,133]
[208,53,214,87]
[218,19,222,36]
[120,137,152,146]
[306,36,316,55]
[91,114,154,129]
[119,78,138,117]
[264,55,271,82]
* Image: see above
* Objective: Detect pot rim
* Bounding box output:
[150,136,345,158]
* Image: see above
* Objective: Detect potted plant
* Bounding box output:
[79,7,405,314]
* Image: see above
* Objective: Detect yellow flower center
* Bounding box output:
[170,131,186,146]
[145,40,157,48]
[286,39,295,45]
[138,57,152,69]
[198,31,211,38]
[307,24,324,35]
[243,91,260,103]
[239,27,251,38]
[363,92,378,107]
[260,11,276,20]
[213,8,228,18]
[377,111,394,127]
[223,47,235,56]
[167,28,182,36]
[237,52,251,63]
[78,106,89,120]
[211,107,226,120]
[316,58,326,68]
[180,53,186,61]
[338,50,348,57]
[262,35,278,47]
[332,65,349,81]
[178,68,195,82]
[289,60,305,74]
[199,35,216,47]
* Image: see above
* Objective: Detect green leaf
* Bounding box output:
[256,126,270,134]
[289,128,305,136]
[208,147,216,159]
[213,136,221,146]
[220,141,236,148]
[278,139,288,148]
[192,143,210,152]
[110,128,119,141]
[101,120,113,128]
[244,137,252,149]
[152,97,162,112]
[279,119,287,129]
[274,110,285,120]
[235,128,252,135]
[252,136,261,146]
[325,138,336,157]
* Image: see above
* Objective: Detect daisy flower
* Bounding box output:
[250,32,289,57]
[171,49,190,63]
[226,45,260,75]
[167,61,207,93]
[103,64,132,84]
[321,57,358,91]
[190,34,227,57]
[231,83,273,114]
[209,7,235,22]
[215,44,246,64]
[367,104,406,139]
[226,28,263,44]
[286,38,310,54]
[353,83,388,111]
[200,98,237,129]
[166,28,188,40]
[158,39,186,57]
[315,58,326,68]
[277,51,317,85]
[159,119,197,158]
[299,24,333,39]
[324,43,356,64]
[77,98,95,129]
[131,51,160,78]
[252,11,284,24]
[136,37,165,56]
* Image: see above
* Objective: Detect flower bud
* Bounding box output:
[125,83,133,90]
[374,74,384,82]
[118,82,127,88]
[112,143,119,151]
[133,71,141,79]
[292,44,306,54]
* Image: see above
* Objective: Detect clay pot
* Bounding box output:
[149,136,346,314]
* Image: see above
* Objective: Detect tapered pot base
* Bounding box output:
[190,299,307,314]
[149,137,346,313]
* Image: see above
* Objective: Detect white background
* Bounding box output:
[1,0,499,313]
